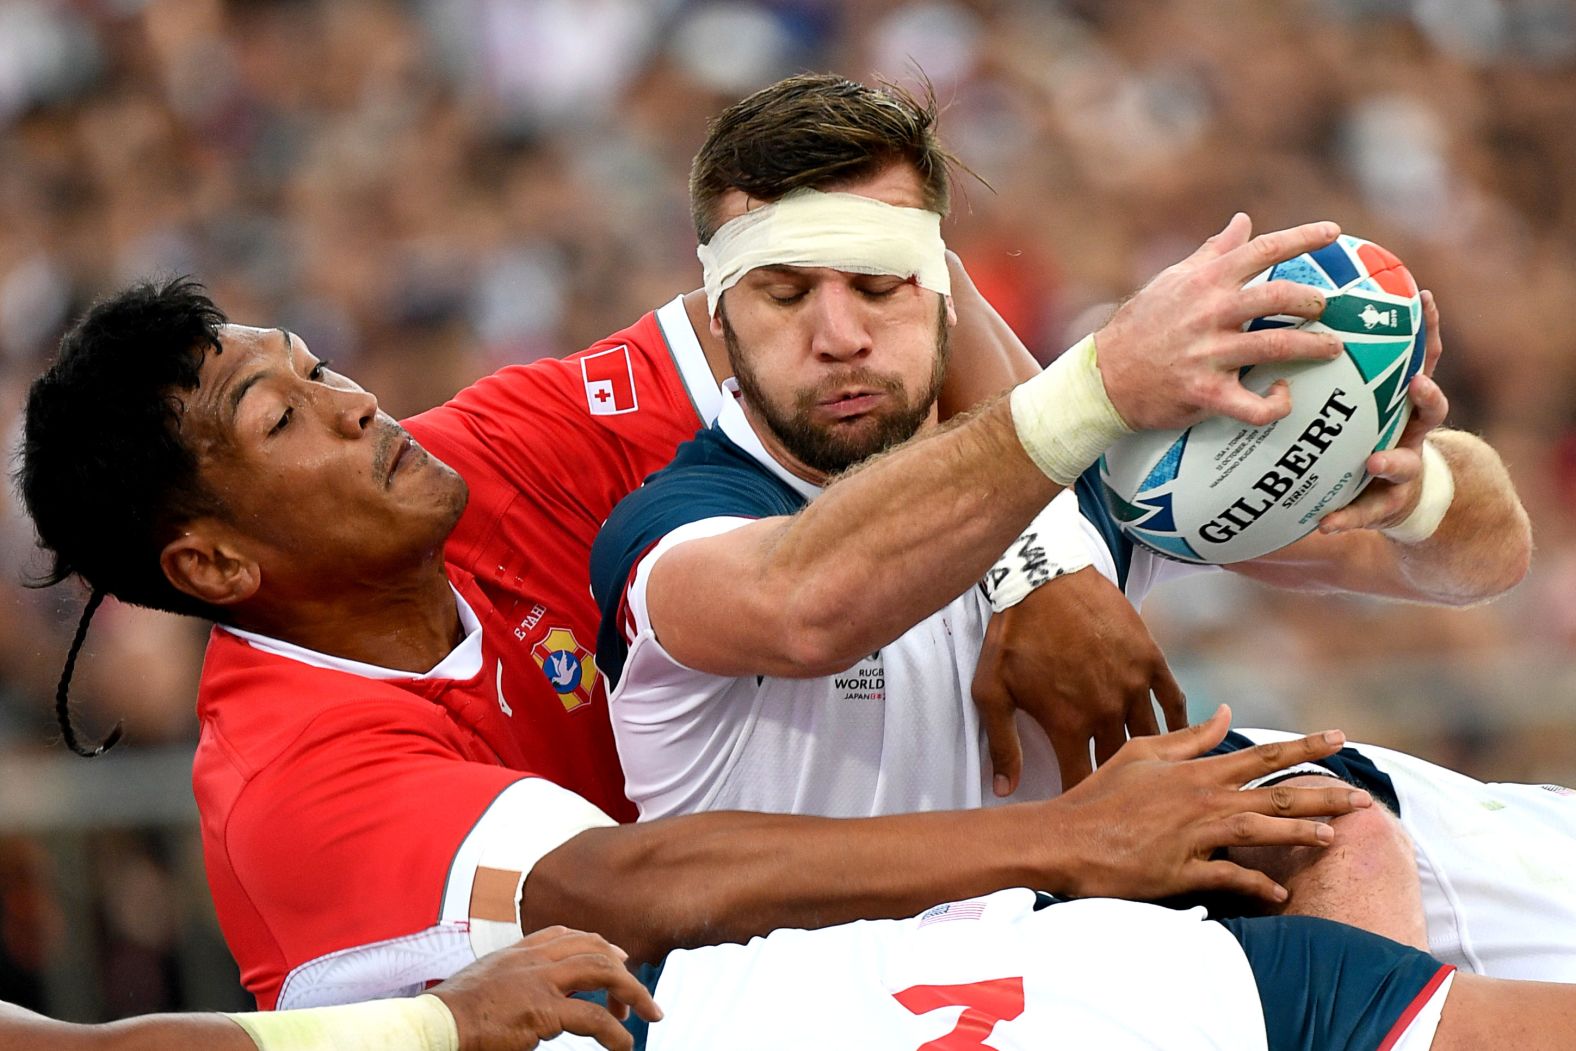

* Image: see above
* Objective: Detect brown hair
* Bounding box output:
[690,73,960,242]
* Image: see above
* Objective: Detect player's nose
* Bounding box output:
[330,385,379,438]
[807,284,872,363]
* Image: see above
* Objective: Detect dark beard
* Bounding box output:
[721,299,950,476]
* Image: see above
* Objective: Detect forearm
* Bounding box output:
[937,252,1041,419]
[523,805,1059,963]
[659,397,1064,675]
[1231,430,1530,603]
[1391,429,1531,603]
[526,723,1373,962]
[0,1007,255,1051]
[764,399,1058,661]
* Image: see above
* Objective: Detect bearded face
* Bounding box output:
[721,295,950,476]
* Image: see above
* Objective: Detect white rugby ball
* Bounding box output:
[1099,235,1426,564]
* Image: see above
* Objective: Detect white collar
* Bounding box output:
[716,378,823,502]
[222,585,485,681]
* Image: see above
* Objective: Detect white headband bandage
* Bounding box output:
[698,188,951,316]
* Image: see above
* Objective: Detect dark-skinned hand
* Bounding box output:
[1046,704,1371,904]
[974,567,1186,793]
[433,927,662,1051]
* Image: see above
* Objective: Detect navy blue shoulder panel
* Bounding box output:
[1074,465,1134,591]
[590,425,808,687]
[1217,914,1453,1051]
[1209,731,1402,815]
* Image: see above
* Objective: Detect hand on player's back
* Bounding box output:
[432,927,662,1051]
[1094,213,1345,430]
[1046,705,1371,904]
[973,568,1186,794]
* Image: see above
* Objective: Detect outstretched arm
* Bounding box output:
[526,708,1372,964]
[0,1005,253,1051]
[0,929,659,1051]
[647,217,1346,677]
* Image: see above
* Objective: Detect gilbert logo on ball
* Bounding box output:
[1099,235,1425,565]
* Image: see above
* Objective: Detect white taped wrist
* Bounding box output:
[1010,334,1131,486]
[226,993,458,1051]
[981,494,1095,612]
[1381,439,1455,544]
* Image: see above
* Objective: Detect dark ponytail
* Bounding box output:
[54,589,124,758]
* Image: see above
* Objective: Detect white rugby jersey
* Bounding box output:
[541,889,1455,1050]
[591,383,1061,820]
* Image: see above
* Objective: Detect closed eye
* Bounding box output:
[268,360,332,435]
[857,279,905,299]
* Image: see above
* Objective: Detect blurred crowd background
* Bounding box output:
[1,0,1573,1021]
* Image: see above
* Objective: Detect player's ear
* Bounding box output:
[943,294,957,328]
[160,523,261,607]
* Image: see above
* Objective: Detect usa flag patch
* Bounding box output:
[582,344,639,416]
[918,900,987,928]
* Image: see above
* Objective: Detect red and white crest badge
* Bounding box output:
[582,344,638,416]
[531,627,599,712]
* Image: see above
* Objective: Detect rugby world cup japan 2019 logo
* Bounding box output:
[531,627,599,712]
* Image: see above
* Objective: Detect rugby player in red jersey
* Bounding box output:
[20,75,1369,1013]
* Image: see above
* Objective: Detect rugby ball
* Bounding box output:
[1099,235,1425,564]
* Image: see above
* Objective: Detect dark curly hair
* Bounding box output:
[15,277,230,754]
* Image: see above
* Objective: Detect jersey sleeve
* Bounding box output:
[590,457,804,689]
[217,701,613,1010]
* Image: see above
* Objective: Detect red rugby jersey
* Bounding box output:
[192,298,720,1008]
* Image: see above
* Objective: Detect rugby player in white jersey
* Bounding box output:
[589,73,1554,989]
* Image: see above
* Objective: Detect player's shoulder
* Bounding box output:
[630,425,804,518]
[593,426,804,579]
[422,307,669,417]
[195,628,452,780]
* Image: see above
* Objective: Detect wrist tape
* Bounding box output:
[1009,334,1132,486]
[226,993,458,1051]
[1380,439,1455,544]
[980,496,1095,612]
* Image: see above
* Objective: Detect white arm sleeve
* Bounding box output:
[612,516,766,821]
[442,778,616,958]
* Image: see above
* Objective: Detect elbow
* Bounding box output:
[777,639,862,679]
[1434,512,1533,607]
[1473,505,1534,603]
[771,587,873,677]
[1484,516,1534,600]
[523,829,647,957]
